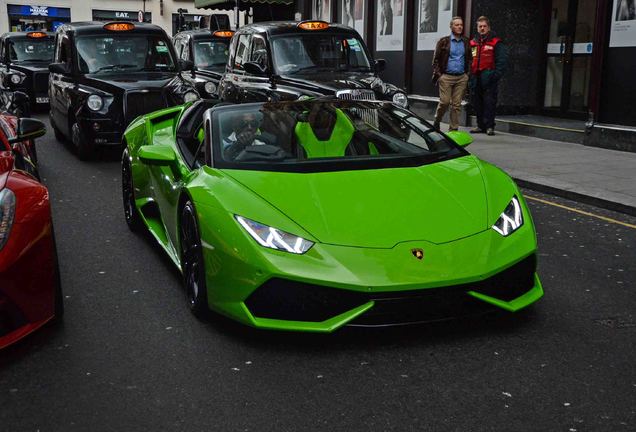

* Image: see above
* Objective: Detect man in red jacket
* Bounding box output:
[469,16,507,136]
[432,16,472,132]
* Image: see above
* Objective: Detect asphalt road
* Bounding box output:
[1,115,635,431]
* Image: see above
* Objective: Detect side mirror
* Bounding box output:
[179,59,195,72]
[49,62,71,75]
[374,59,386,73]
[138,145,182,178]
[243,61,267,75]
[446,130,473,147]
[8,118,46,143]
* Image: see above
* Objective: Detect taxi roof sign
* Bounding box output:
[103,22,135,32]
[213,30,234,38]
[27,32,48,38]
[297,21,329,31]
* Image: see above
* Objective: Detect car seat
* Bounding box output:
[293,108,354,158]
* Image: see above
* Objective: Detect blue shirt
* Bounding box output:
[446,35,465,74]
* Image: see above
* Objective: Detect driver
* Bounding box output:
[223,111,271,160]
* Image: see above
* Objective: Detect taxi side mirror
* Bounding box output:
[179,59,195,72]
[243,61,267,76]
[375,59,386,72]
[8,118,46,143]
[49,62,71,75]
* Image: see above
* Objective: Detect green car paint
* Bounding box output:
[123,100,543,332]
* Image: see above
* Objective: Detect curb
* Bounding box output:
[515,178,636,218]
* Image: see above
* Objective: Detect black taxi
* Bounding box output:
[48,21,198,160]
[173,29,234,98]
[217,21,408,107]
[0,31,55,110]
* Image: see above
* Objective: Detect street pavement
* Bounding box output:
[451,125,636,216]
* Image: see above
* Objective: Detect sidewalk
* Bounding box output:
[449,125,636,217]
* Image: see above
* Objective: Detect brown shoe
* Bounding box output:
[470,127,484,133]
[486,128,495,136]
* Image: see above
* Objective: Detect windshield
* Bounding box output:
[76,35,176,74]
[211,100,466,173]
[8,38,54,62]
[270,33,372,75]
[193,39,229,70]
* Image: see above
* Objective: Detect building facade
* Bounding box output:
[1,0,243,35]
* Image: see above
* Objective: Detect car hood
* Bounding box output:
[83,72,181,93]
[223,156,488,248]
[277,72,398,96]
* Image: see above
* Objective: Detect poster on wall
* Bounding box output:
[417,0,454,51]
[313,0,332,22]
[376,0,404,51]
[340,0,365,38]
[609,0,636,47]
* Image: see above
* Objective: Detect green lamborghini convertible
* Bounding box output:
[121,98,543,332]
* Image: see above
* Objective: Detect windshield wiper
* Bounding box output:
[94,64,138,73]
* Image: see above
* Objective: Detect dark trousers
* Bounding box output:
[471,77,498,130]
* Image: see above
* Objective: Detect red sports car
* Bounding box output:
[0,112,63,349]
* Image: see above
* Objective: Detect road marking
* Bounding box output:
[525,195,636,229]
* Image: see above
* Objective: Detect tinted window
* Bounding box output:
[193,39,229,69]
[76,35,176,74]
[270,34,371,75]
[8,38,54,62]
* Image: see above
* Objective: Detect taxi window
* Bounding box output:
[248,37,267,69]
[9,38,54,62]
[193,40,229,68]
[76,35,176,74]
[233,34,251,71]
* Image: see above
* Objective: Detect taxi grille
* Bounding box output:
[124,91,166,125]
[33,72,49,96]
[336,89,378,127]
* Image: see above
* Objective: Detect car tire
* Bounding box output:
[121,149,143,232]
[72,122,93,161]
[180,200,209,319]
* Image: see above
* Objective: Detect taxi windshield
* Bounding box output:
[76,34,177,74]
[270,33,372,75]
[193,39,229,70]
[211,100,465,173]
[8,38,54,62]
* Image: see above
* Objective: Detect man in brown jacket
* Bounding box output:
[432,16,472,131]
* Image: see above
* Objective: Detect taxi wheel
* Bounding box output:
[180,201,209,320]
[121,149,143,232]
[72,122,93,161]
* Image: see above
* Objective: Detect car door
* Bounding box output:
[49,33,73,135]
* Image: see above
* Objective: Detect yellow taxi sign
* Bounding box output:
[213,30,235,38]
[297,21,329,31]
[103,22,135,32]
[27,32,48,38]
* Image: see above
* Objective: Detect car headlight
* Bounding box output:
[87,94,103,111]
[0,189,16,251]
[204,82,217,95]
[235,215,314,254]
[10,74,23,85]
[392,92,408,107]
[184,91,199,103]
[492,196,524,236]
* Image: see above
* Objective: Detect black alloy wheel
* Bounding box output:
[72,122,93,161]
[180,201,209,319]
[121,149,142,232]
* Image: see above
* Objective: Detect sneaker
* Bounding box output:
[470,127,484,133]
[486,128,495,136]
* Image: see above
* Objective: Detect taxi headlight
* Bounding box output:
[392,92,408,107]
[204,82,217,95]
[10,74,23,85]
[87,94,103,111]
[0,189,16,251]
[235,215,314,254]
[492,196,524,237]
[184,91,199,103]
